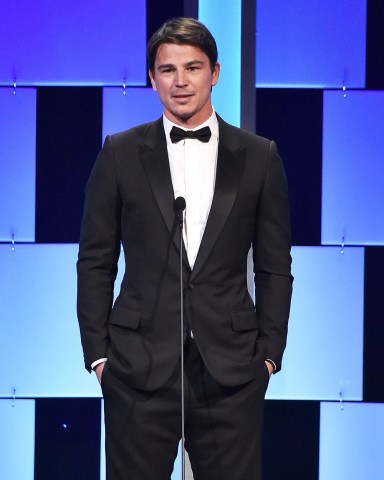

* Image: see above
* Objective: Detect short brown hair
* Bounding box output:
[147,17,218,74]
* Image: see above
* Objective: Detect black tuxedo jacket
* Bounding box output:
[77,115,292,391]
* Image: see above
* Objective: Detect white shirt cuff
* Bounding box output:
[266,358,277,372]
[91,358,107,370]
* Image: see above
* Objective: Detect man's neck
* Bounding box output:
[164,109,214,130]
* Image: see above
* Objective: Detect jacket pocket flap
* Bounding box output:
[231,310,258,332]
[109,306,141,330]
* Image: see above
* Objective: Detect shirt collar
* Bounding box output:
[163,109,219,145]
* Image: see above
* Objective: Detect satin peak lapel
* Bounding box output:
[140,119,189,268]
[190,140,246,280]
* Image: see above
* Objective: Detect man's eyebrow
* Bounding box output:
[157,63,175,70]
[157,60,205,70]
[184,60,205,67]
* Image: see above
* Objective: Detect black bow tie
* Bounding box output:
[170,126,211,144]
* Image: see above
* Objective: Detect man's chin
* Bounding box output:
[171,109,194,122]
[166,105,209,126]
[177,112,193,120]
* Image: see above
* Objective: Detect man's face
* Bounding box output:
[149,43,220,128]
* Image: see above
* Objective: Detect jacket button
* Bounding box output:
[187,283,194,290]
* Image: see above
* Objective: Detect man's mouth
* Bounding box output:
[172,93,193,99]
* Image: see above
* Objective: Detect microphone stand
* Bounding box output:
[175,197,186,480]
[180,216,186,480]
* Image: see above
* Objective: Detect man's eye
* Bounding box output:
[160,68,173,74]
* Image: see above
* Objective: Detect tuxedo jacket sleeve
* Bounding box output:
[77,116,292,390]
[252,138,293,371]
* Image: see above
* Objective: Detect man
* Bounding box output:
[77,17,292,480]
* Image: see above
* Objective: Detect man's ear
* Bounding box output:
[211,62,220,87]
[148,70,157,92]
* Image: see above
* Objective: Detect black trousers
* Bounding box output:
[101,339,269,480]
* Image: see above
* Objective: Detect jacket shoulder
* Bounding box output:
[217,116,272,152]
[106,117,164,147]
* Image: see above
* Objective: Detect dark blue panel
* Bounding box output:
[366,0,384,89]
[36,87,102,243]
[34,398,101,480]
[264,401,319,480]
[364,247,384,402]
[1,0,146,86]
[256,88,323,246]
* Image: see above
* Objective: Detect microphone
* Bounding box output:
[174,196,186,229]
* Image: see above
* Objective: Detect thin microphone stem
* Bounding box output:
[174,197,186,480]
[179,213,186,480]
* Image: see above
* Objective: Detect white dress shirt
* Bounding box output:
[163,110,219,268]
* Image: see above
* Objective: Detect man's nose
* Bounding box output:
[175,70,188,86]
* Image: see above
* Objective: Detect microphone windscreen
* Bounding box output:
[174,196,186,212]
